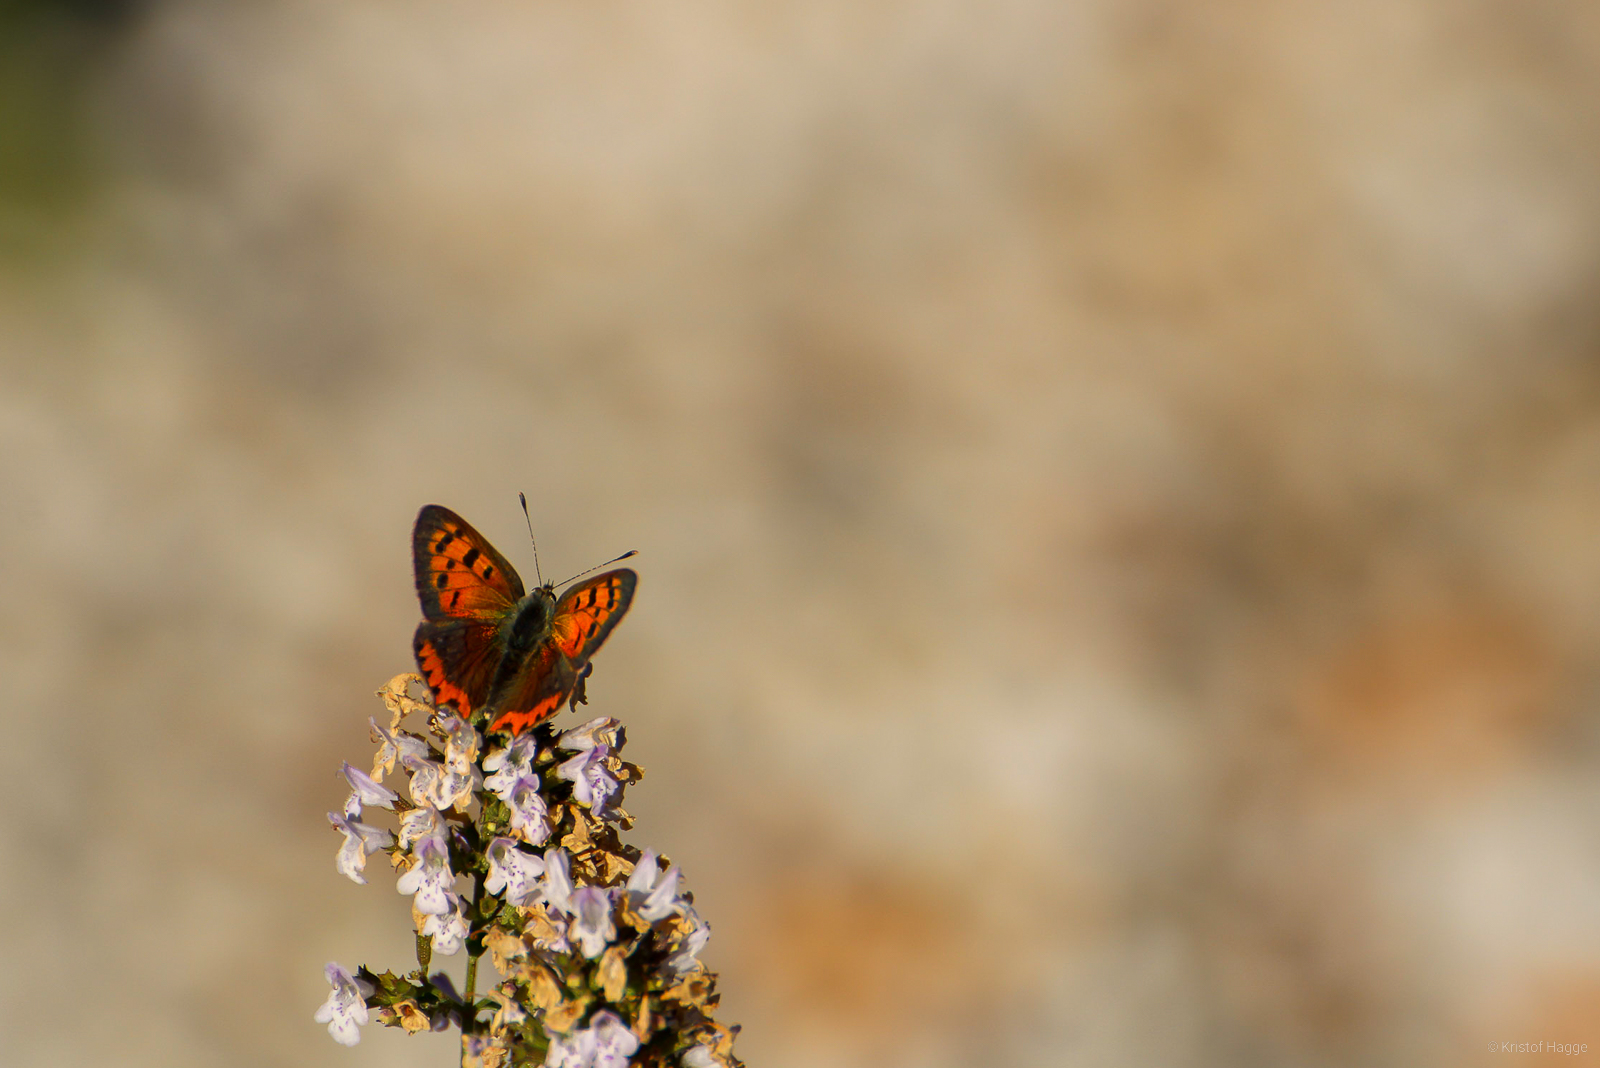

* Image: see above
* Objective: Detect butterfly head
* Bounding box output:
[507,583,560,652]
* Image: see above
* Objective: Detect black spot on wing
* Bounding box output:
[463,547,480,568]
[435,573,449,589]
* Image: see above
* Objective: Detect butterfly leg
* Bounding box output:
[569,662,594,711]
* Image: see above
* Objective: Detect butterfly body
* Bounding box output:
[484,584,569,711]
[411,505,635,736]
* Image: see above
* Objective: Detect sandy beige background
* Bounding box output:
[5,2,1600,1066]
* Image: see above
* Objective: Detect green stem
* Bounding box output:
[460,868,486,1066]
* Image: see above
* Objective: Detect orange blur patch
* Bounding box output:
[723,866,1029,1064]
[1460,971,1600,1068]
[1296,596,1557,795]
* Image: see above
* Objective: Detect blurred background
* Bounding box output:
[5,1,1600,1065]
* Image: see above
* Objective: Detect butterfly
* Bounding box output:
[411,504,637,736]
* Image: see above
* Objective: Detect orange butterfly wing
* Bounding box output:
[415,619,502,716]
[488,569,636,736]
[413,505,524,618]
[549,569,636,660]
[412,505,524,716]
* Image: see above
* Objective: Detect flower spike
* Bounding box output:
[318,670,744,1065]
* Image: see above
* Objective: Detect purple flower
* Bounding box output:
[401,753,447,807]
[328,811,392,885]
[430,972,462,1002]
[313,962,372,1046]
[396,836,456,915]
[464,1035,501,1062]
[438,713,481,768]
[483,733,540,800]
[438,764,478,810]
[557,717,621,752]
[543,1010,638,1068]
[625,851,685,923]
[507,776,552,845]
[542,847,574,914]
[487,985,528,1033]
[422,892,468,956]
[544,1029,591,1068]
[369,717,429,778]
[665,906,712,976]
[569,887,617,958]
[438,715,484,803]
[625,848,661,893]
[397,804,447,853]
[642,868,684,922]
[402,752,473,811]
[485,837,546,906]
[340,761,398,818]
[556,745,618,812]
[589,1010,640,1068]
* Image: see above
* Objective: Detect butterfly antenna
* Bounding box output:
[556,550,638,589]
[518,492,545,587]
